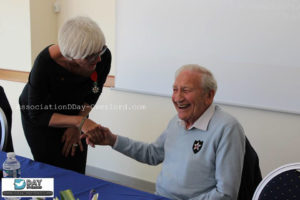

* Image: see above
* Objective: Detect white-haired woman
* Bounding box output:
[19,16,111,174]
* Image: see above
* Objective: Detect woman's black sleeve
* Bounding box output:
[26,55,55,126]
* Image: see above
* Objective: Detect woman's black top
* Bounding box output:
[19,45,111,126]
[18,45,111,174]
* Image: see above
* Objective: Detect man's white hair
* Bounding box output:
[175,64,218,93]
[58,16,106,59]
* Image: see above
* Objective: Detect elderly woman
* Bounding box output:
[19,16,111,174]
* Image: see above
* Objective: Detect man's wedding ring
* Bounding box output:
[72,144,78,147]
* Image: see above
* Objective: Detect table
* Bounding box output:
[0,151,169,200]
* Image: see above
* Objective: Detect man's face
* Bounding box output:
[172,70,214,127]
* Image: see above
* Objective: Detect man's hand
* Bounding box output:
[81,126,117,147]
[61,127,84,157]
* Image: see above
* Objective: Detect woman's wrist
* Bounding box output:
[78,116,87,130]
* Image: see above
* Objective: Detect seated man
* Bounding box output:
[82,64,246,200]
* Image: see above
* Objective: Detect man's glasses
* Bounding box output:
[85,45,107,63]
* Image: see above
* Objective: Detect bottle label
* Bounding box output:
[3,168,21,178]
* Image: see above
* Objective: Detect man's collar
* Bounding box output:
[178,104,215,131]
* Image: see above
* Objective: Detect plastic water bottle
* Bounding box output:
[2,152,21,178]
[2,153,21,200]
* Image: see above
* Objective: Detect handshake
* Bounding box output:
[80,125,117,148]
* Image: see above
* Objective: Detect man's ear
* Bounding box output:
[206,90,215,105]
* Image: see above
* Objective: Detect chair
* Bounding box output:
[0,107,8,151]
[252,163,300,200]
[238,137,262,200]
[0,86,14,152]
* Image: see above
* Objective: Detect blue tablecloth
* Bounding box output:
[0,152,169,200]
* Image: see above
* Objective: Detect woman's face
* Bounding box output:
[72,45,107,76]
[74,55,101,75]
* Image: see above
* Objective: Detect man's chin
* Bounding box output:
[177,113,188,121]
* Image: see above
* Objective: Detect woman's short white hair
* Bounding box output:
[58,16,106,59]
[175,64,218,93]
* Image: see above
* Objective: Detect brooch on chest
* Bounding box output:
[90,71,99,94]
[192,140,203,154]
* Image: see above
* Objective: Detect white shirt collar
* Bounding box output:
[178,104,215,131]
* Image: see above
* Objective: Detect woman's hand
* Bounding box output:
[61,127,83,157]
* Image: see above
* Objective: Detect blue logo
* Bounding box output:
[14,179,26,190]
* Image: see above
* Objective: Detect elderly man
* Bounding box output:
[82,64,246,200]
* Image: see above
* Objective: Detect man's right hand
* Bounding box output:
[81,126,117,147]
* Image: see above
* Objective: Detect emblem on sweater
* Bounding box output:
[193,140,203,154]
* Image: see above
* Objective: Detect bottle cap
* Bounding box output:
[7,152,15,158]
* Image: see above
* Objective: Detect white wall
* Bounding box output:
[0,80,32,159]
[0,0,31,71]
[1,0,299,185]
[0,0,57,71]
[115,0,300,115]
[30,0,57,64]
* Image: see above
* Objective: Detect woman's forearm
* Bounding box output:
[48,113,83,128]
[78,103,92,116]
[48,103,92,128]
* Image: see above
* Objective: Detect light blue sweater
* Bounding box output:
[113,105,245,200]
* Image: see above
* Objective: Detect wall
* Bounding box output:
[0,0,57,71]
[30,0,57,64]
[0,0,31,71]
[115,0,300,115]
[1,0,299,187]
[0,80,32,159]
